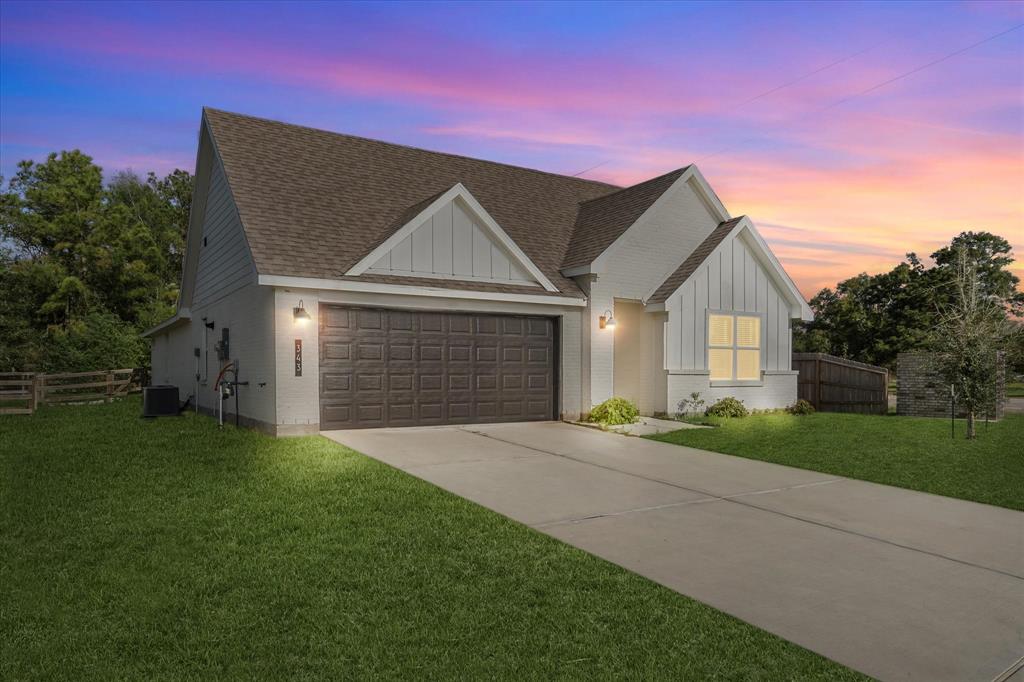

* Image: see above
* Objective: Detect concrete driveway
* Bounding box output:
[323,421,1024,682]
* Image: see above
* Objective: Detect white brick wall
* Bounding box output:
[151,282,276,427]
[581,176,719,411]
[667,370,797,413]
[274,289,321,432]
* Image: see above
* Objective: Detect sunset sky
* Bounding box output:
[2,0,1022,297]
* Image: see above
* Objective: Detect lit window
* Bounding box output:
[708,314,761,381]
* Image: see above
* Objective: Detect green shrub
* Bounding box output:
[588,397,640,425]
[705,397,748,418]
[787,399,816,415]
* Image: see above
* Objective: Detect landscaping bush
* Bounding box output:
[787,399,816,415]
[588,397,640,425]
[705,397,748,418]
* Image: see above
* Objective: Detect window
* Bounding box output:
[708,313,761,381]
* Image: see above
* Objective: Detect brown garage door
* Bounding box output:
[319,306,557,429]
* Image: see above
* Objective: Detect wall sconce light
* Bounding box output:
[599,309,616,330]
[293,299,311,324]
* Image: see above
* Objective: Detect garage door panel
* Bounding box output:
[476,345,498,362]
[322,373,352,393]
[388,403,416,423]
[388,373,414,391]
[448,401,472,420]
[527,373,549,390]
[475,317,498,335]
[323,342,351,360]
[320,305,556,429]
[323,307,351,329]
[322,403,352,423]
[387,310,414,331]
[420,313,444,333]
[448,343,472,362]
[528,399,551,418]
[502,317,523,335]
[448,315,471,334]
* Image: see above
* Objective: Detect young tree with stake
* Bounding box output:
[931,250,1013,439]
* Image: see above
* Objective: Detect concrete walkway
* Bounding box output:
[323,421,1024,682]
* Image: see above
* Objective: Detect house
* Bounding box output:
[144,109,812,434]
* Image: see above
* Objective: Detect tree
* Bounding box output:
[0,151,192,371]
[931,232,1024,316]
[931,251,1013,439]
[794,231,1022,370]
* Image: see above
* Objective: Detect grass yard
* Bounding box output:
[651,412,1024,511]
[1,399,864,680]
[1006,382,1024,398]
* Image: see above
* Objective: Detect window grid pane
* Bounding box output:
[736,316,760,348]
[708,313,761,382]
[736,349,760,380]
[708,314,733,347]
[709,348,734,381]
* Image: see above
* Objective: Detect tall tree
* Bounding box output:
[930,231,1024,316]
[0,151,192,371]
[794,231,1022,370]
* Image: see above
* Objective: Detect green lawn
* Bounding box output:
[1,399,864,680]
[651,412,1024,511]
[1006,382,1024,398]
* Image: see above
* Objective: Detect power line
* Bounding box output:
[821,22,1024,114]
[571,160,609,177]
[733,39,889,110]
[697,21,1024,162]
[572,39,889,177]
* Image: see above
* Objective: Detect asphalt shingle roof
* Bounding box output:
[647,217,744,304]
[204,109,623,297]
[562,167,689,269]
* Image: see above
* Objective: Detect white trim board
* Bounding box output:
[345,183,558,292]
[258,275,585,307]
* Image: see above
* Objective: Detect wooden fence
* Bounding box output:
[792,353,889,415]
[0,372,38,415]
[0,369,137,416]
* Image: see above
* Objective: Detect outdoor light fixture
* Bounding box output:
[293,299,311,324]
[599,310,616,330]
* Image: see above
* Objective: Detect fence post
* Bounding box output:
[814,356,821,410]
[29,374,37,414]
[882,369,889,415]
[106,371,113,403]
[37,375,45,406]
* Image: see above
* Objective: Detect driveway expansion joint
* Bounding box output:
[463,427,1024,582]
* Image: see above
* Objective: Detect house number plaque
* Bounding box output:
[294,339,302,377]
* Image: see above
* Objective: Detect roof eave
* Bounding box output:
[141,308,192,338]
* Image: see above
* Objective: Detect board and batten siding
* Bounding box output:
[192,157,257,309]
[664,232,793,372]
[368,198,536,285]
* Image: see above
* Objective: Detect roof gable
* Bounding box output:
[647,218,741,304]
[561,165,731,274]
[647,216,812,320]
[347,184,555,291]
[201,108,617,297]
[562,168,687,271]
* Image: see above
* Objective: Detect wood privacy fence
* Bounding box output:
[792,353,889,415]
[0,369,138,416]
